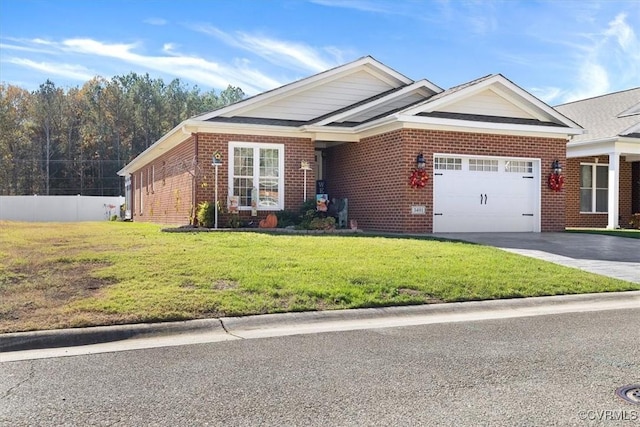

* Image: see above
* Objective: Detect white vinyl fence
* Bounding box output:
[0,195,125,222]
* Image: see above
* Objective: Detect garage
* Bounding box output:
[433,155,540,232]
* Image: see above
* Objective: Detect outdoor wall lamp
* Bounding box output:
[552,159,562,174]
[416,153,426,170]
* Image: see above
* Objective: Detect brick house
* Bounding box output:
[118,56,584,233]
[555,88,640,229]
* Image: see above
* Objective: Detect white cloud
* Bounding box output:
[6,58,95,81]
[560,12,640,102]
[309,0,396,14]
[530,86,563,104]
[192,25,342,73]
[2,37,287,94]
[144,17,167,26]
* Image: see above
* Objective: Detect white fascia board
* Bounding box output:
[400,75,582,130]
[118,119,311,176]
[193,57,414,121]
[117,121,191,176]
[397,114,583,137]
[567,137,640,157]
[492,80,581,128]
[187,120,307,138]
[312,80,437,127]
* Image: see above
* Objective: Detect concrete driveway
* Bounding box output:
[433,232,640,284]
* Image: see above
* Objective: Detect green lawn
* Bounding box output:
[566,228,640,239]
[1,221,638,333]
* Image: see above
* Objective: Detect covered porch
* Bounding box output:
[567,137,640,229]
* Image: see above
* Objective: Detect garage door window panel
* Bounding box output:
[505,160,533,173]
[469,159,498,172]
[435,157,462,171]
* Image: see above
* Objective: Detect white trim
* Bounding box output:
[578,162,609,214]
[194,56,419,121]
[228,142,285,211]
[432,153,541,232]
[567,136,640,158]
[312,80,437,126]
[396,114,582,135]
[399,74,582,130]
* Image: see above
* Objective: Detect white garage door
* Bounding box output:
[433,155,540,232]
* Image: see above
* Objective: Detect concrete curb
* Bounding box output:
[0,319,222,353]
[2,291,639,353]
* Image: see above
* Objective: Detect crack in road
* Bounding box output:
[1,361,34,400]
[218,318,244,339]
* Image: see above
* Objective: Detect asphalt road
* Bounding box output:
[2,308,639,426]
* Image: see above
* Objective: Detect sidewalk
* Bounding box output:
[2,290,639,361]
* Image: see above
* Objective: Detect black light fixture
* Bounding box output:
[416,153,426,170]
[552,159,562,174]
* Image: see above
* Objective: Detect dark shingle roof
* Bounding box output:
[416,111,565,127]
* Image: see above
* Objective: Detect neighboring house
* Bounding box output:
[117,56,583,233]
[555,88,640,229]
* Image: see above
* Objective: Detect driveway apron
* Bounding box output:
[433,232,640,284]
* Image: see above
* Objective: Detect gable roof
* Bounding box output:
[119,57,583,176]
[398,74,581,130]
[194,56,441,123]
[555,87,640,143]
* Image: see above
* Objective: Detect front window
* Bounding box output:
[229,142,284,210]
[580,163,608,213]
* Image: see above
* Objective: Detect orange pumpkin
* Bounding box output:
[259,213,278,228]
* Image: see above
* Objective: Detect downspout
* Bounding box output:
[192,131,199,225]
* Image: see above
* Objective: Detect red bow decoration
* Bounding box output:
[548,173,564,192]
[409,169,429,188]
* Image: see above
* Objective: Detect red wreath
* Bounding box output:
[548,173,564,192]
[409,169,429,188]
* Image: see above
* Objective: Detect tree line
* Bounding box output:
[0,74,245,196]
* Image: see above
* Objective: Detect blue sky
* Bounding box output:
[1,0,638,105]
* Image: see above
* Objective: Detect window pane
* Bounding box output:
[596,189,608,212]
[259,179,279,207]
[596,165,608,189]
[580,165,592,188]
[580,189,592,212]
[233,177,253,207]
[234,147,253,176]
[260,148,279,177]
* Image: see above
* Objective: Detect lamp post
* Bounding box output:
[300,160,312,201]
[212,151,223,229]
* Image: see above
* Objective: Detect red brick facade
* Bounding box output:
[131,132,315,226]
[130,128,570,232]
[131,137,196,224]
[565,156,635,228]
[326,129,567,233]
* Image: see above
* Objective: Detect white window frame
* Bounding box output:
[434,157,462,171]
[580,163,608,213]
[228,142,285,211]
[139,171,144,214]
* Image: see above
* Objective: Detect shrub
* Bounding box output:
[196,201,216,228]
[276,210,299,228]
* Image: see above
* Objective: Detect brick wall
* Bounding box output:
[195,133,315,227]
[132,136,196,225]
[327,129,567,233]
[130,132,315,226]
[566,156,634,228]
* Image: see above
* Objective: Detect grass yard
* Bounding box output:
[566,228,640,239]
[1,221,638,333]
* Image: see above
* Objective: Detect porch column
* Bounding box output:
[607,152,620,229]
